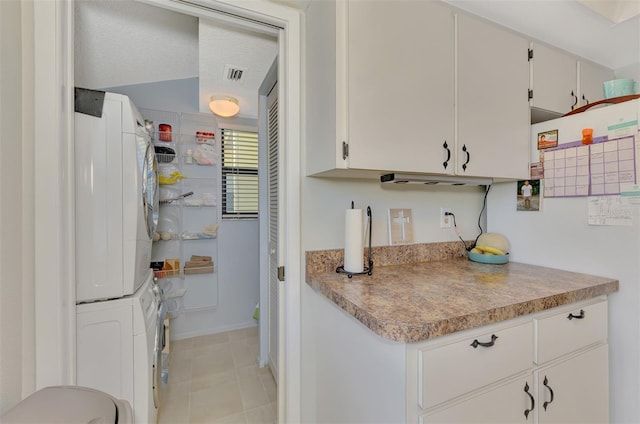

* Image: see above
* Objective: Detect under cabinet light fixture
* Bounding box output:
[380,173,492,186]
[209,96,240,118]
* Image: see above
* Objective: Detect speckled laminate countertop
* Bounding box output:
[306,250,618,343]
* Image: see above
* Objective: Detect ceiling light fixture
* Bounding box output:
[208,96,240,118]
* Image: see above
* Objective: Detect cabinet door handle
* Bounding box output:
[582,94,589,105]
[543,376,555,411]
[461,144,470,171]
[524,382,535,419]
[470,334,498,348]
[443,141,450,170]
[567,309,585,320]
[571,90,578,110]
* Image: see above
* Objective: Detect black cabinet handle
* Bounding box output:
[470,334,498,348]
[524,382,535,419]
[582,94,589,105]
[462,144,470,171]
[567,309,585,320]
[443,141,450,169]
[543,376,555,411]
[571,90,578,110]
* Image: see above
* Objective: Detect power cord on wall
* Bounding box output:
[446,184,492,252]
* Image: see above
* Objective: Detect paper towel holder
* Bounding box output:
[336,206,373,278]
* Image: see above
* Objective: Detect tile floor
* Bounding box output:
[158,326,277,424]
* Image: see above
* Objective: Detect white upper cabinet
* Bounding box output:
[530,42,578,114]
[305,0,455,177]
[579,60,616,107]
[345,0,455,174]
[456,13,530,179]
[530,43,614,115]
[306,0,531,180]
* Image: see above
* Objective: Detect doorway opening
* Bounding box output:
[70,1,297,415]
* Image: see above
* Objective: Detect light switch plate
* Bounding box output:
[388,208,414,245]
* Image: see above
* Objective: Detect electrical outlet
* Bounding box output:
[440,208,452,228]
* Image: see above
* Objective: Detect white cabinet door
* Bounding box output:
[536,344,609,424]
[346,0,455,174]
[531,43,578,114]
[421,375,531,424]
[579,61,615,107]
[457,13,530,179]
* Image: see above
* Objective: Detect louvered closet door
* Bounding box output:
[267,82,280,381]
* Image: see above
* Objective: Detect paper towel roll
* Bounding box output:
[344,208,364,273]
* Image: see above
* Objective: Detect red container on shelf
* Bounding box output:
[158,123,172,142]
[196,131,215,144]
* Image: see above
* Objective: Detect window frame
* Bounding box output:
[220,127,259,219]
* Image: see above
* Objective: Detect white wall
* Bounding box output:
[1,0,29,414]
[615,63,640,85]
[106,78,260,339]
[302,177,487,251]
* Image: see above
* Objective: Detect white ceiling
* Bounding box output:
[75,0,639,121]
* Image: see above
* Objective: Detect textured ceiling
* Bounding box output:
[74,0,198,89]
[198,20,277,117]
[75,0,276,120]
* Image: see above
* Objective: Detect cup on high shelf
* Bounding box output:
[582,128,593,145]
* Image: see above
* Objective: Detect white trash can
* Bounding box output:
[2,386,134,423]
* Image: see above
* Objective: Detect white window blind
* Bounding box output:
[221,128,259,219]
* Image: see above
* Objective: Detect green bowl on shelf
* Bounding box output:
[468,251,509,264]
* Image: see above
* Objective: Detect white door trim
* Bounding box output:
[32,0,76,389]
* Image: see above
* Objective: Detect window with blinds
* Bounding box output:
[221,128,259,219]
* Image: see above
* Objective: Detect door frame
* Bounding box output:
[258,58,278,370]
[35,0,302,422]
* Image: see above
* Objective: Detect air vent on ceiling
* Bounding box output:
[223,64,247,83]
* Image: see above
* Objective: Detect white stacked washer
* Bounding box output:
[75,90,163,424]
[77,271,163,424]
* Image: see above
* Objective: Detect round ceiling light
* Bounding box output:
[208,96,240,118]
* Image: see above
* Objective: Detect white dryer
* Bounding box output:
[77,271,164,424]
[75,91,159,302]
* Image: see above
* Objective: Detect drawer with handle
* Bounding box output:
[418,321,533,410]
[534,299,607,364]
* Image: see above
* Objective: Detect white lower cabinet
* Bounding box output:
[409,298,610,423]
[308,286,610,423]
[535,344,609,424]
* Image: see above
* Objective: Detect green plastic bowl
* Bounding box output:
[468,251,509,264]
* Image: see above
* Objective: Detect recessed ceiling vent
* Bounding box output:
[223,64,247,83]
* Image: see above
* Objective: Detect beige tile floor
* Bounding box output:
[158,327,277,424]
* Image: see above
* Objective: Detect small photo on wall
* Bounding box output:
[538,130,558,150]
[517,179,541,211]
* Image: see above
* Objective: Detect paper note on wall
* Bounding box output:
[588,196,633,226]
[608,113,638,140]
[621,183,640,207]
